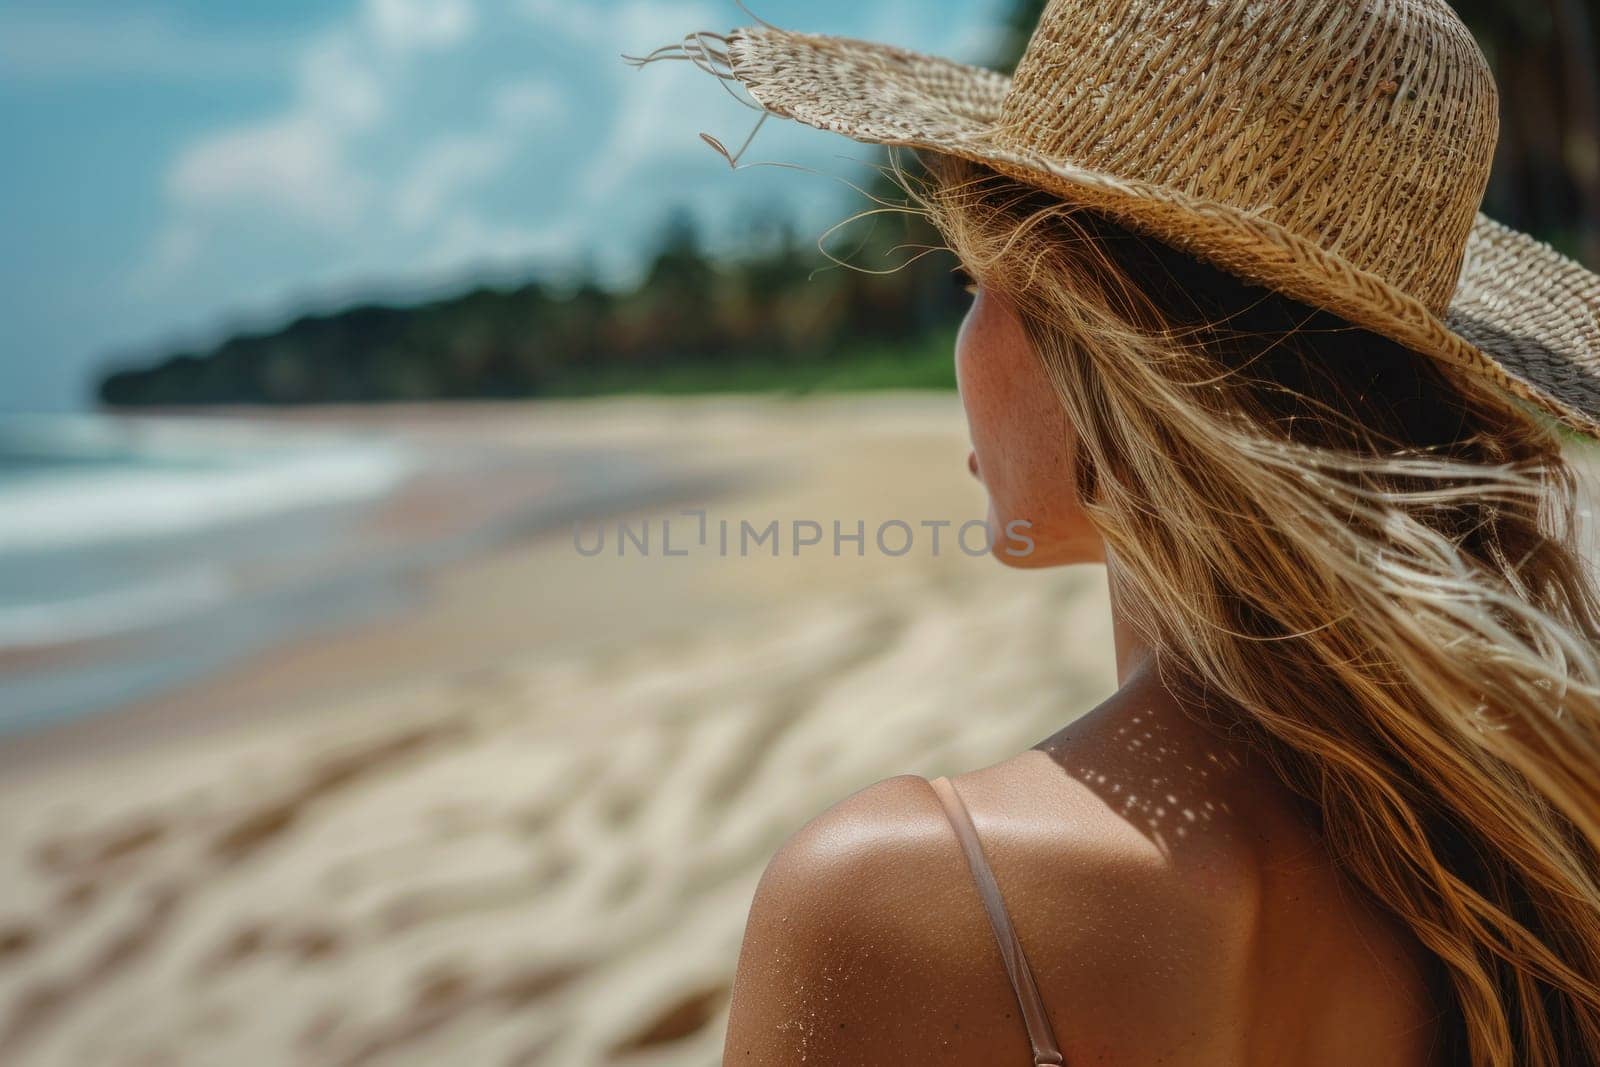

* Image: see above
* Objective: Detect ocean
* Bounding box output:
[0,410,741,739]
[0,415,415,735]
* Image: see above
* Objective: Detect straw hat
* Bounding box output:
[646,0,1600,438]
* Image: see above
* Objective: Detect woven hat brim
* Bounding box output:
[721,27,1600,439]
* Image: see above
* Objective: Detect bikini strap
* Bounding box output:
[926,774,1066,1067]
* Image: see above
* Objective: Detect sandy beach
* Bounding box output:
[0,395,1119,1065]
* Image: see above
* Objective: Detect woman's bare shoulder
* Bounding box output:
[722,774,1028,1064]
[721,770,1256,1065]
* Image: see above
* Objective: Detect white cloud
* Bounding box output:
[130,0,997,317]
[142,0,484,288]
[170,116,370,229]
[396,79,565,229]
[565,1,731,202]
[368,0,477,53]
[493,79,564,127]
[156,17,395,241]
[395,136,512,229]
[298,35,388,128]
[132,223,206,294]
[574,0,1006,209]
[422,213,587,274]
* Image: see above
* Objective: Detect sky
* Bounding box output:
[0,0,1006,412]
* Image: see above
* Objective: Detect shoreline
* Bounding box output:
[0,400,751,772]
[0,394,1003,776]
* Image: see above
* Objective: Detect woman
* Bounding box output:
[641,0,1600,1062]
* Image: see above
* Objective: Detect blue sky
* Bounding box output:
[0,0,1006,411]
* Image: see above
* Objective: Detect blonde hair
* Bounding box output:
[912,154,1600,1065]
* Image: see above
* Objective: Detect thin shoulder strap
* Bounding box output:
[927,775,1066,1067]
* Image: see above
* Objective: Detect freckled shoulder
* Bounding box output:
[720,758,1274,1066]
[720,774,1044,1066]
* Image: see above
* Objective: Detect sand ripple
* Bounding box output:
[0,567,1113,1066]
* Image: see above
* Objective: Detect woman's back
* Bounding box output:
[723,674,1447,1065]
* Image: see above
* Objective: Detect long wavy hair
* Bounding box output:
[909,153,1600,1065]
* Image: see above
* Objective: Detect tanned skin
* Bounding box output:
[721,288,1448,1066]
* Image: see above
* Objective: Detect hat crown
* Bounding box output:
[996,0,1498,313]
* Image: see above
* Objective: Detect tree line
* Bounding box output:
[99,211,964,406]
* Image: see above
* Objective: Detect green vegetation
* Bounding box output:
[98,209,966,406]
[540,329,959,398]
[96,0,1599,408]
